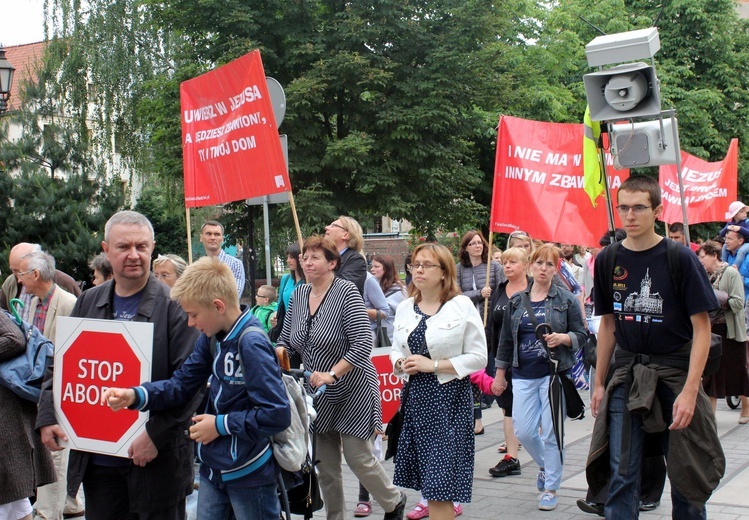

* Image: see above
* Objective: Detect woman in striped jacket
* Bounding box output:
[278,236,407,520]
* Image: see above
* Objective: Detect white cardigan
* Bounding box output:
[390,294,487,384]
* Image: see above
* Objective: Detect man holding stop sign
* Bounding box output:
[37,211,202,520]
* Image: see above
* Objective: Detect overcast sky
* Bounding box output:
[1,0,45,47]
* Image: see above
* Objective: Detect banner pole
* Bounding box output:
[667,109,690,244]
[185,207,193,264]
[600,125,618,243]
[483,231,493,327]
[287,190,304,249]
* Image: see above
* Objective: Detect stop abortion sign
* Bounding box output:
[54,317,153,457]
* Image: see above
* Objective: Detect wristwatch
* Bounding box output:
[328,370,340,383]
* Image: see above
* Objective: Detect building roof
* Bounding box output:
[4,41,46,111]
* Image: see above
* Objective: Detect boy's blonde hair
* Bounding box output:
[170,257,239,309]
[258,284,277,303]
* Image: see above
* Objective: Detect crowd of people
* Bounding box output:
[2,176,748,519]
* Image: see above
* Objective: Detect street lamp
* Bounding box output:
[0,48,16,115]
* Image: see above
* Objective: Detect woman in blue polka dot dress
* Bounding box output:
[391,243,488,520]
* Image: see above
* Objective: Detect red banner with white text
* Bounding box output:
[181,50,290,208]
[490,115,629,248]
[658,139,739,224]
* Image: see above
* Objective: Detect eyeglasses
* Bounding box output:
[468,240,483,247]
[255,294,270,299]
[407,263,442,272]
[328,222,346,230]
[616,204,652,215]
[17,269,36,277]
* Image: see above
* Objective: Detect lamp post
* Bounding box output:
[0,48,16,116]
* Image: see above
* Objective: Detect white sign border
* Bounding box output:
[54,317,153,457]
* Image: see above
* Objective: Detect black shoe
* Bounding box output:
[639,500,660,512]
[384,491,407,520]
[576,499,604,516]
[480,401,492,410]
[489,456,521,477]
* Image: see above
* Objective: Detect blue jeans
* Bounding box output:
[512,376,563,491]
[606,384,706,519]
[197,476,279,520]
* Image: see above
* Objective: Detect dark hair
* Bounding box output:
[668,222,685,234]
[599,228,627,247]
[618,175,661,208]
[285,243,305,282]
[201,220,224,233]
[372,254,403,294]
[698,240,722,258]
[458,230,488,267]
[89,252,113,279]
[302,236,341,269]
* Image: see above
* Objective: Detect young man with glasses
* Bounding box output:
[587,175,723,519]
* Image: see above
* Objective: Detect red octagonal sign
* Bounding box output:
[54,318,153,457]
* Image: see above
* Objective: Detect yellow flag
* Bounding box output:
[583,106,604,207]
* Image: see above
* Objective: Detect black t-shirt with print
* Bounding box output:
[594,239,717,355]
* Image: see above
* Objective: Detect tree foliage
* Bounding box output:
[0,172,125,281]
[37,0,749,249]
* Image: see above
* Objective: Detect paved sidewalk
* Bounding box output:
[185,397,749,519]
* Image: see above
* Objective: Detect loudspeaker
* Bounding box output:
[610,118,679,170]
[583,62,661,122]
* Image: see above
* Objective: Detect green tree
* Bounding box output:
[541,0,749,197]
[0,172,125,281]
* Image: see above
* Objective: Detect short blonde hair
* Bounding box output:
[501,246,530,266]
[257,284,277,303]
[408,243,460,305]
[170,257,239,309]
[338,215,364,253]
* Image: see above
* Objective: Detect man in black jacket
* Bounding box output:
[37,211,202,520]
[325,215,367,295]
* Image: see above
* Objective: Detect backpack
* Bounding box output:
[597,238,721,375]
[0,311,54,402]
[210,325,308,472]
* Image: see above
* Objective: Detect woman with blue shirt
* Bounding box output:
[494,244,587,512]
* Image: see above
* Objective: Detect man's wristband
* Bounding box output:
[434,360,439,374]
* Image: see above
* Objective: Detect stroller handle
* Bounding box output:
[287,369,327,398]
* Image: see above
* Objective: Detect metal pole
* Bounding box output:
[263,196,272,284]
[667,110,690,244]
[599,124,618,242]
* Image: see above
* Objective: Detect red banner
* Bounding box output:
[658,139,739,224]
[181,51,290,208]
[490,115,629,248]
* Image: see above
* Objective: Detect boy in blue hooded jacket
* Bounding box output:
[102,257,290,520]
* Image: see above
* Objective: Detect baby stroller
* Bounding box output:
[276,349,324,520]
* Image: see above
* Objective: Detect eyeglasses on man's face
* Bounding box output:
[616,204,652,215]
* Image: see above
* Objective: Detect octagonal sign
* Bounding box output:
[54,317,153,458]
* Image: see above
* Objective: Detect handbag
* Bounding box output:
[560,372,586,420]
[385,379,410,461]
[269,300,285,343]
[375,310,391,349]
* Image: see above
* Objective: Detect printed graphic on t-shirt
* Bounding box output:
[612,268,663,324]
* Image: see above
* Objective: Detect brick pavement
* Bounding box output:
[185,397,749,519]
